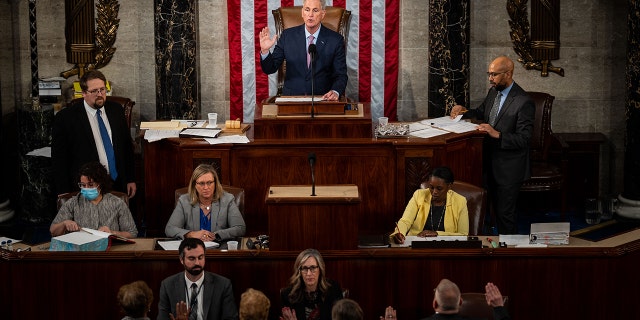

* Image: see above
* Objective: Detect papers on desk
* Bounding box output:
[530,222,570,245]
[408,116,478,138]
[157,240,219,250]
[204,135,250,144]
[394,235,468,247]
[50,228,134,251]
[144,129,182,142]
[275,96,324,103]
[179,128,222,138]
[26,146,51,158]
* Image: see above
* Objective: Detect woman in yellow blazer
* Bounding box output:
[391,167,469,244]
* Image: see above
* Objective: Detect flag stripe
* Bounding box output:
[384,0,399,119]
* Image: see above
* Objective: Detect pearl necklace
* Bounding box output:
[428,200,446,231]
[200,201,213,211]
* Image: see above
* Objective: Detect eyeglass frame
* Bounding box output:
[78,182,99,189]
[486,71,509,78]
[299,265,319,274]
[195,180,215,187]
[85,87,107,95]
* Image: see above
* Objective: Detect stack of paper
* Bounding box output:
[50,228,134,251]
[529,222,570,245]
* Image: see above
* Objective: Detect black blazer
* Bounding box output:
[261,24,348,97]
[464,82,535,186]
[52,100,135,194]
[280,278,343,320]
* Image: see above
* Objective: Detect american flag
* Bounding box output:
[227,0,400,122]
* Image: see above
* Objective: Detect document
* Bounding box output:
[143,129,182,142]
[204,135,250,144]
[49,228,134,252]
[179,128,222,138]
[157,240,219,250]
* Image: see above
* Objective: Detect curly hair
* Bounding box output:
[77,161,113,193]
[117,280,153,318]
[239,288,271,320]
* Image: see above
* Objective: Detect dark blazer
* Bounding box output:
[52,99,135,195]
[158,271,238,320]
[419,306,510,320]
[464,82,535,186]
[261,24,348,96]
[280,278,343,320]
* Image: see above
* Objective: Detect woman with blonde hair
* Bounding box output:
[165,164,246,241]
[280,248,343,320]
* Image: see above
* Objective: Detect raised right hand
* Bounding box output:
[259,27,277,54]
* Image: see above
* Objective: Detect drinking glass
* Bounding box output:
[585,198,602,225]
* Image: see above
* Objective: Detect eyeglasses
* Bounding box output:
[299,265,319,274]
[195,181,215,187]
[487,71,508,78]
[86,87,107,95]
[78,182,99,188]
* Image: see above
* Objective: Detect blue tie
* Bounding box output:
[96,109,118,180]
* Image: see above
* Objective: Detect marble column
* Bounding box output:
[428,0,470,117]
[154,0,199,120]
[619,0,640,219]
[17,104,55,223]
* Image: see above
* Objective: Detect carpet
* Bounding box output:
[570,219,640,242]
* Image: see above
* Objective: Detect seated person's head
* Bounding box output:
[117,280,153,318]
[433,278,462,314]
[188,164,224,202]
[430,166,454,184]
[239,288,271,320]
[331,299,363,320]
[77,161,113,195]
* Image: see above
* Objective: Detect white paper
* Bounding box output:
[172,119,207,128]
[157,240,219,250]
[420,115,462,127]
[144,129,182,142]
[410,127,449,138]
[53,230,103,245]
[498,234,530,246]
[181,128,222,138]
[204,135,250,144]
[26,146,51,158]
[435,121,478,133]
[275,96,324,103]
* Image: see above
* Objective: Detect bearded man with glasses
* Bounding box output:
[52,70,136,198]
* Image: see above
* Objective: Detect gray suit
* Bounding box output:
[464,82,535,234]
[165,192,246,240]
[158,271,238,320]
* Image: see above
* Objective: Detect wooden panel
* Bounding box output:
[2,237,640,320]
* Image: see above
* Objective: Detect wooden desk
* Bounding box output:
[266,185,361,250]
[143,128,485,237]
[253,102,372,139]
[2,232,640,320]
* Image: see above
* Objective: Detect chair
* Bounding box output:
[57,191,129,211]
[458,293,508,320]
[70,96,135,130]
[270,6,352,97]
[174,185,245,216]
[420,181,487,235]
[519,92,568,217]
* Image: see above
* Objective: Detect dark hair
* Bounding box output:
[79,70,107,91]
[179,238,205,259]
[331,299,363,320]
[117,280,153,318]
[430,166,454,184]
[77,161,113,193]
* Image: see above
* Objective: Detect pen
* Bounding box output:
[486,237,498,248]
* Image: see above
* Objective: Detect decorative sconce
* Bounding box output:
[61,0,120,79]
[507,0,564,77]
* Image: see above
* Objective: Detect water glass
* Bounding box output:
[601,196,617,220]
[584,198,602,225]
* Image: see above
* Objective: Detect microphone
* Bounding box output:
[308,152,316,196]
[308,44,317,118]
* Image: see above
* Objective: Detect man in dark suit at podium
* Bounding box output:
[258,0,347,101]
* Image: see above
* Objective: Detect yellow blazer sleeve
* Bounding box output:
[390,189,429,238]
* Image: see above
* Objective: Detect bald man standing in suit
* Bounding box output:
[450,56,535,234]
[258,0,347,101]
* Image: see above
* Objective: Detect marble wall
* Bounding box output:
[0,0,628,195]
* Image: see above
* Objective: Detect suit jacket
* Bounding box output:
[464,82,535,186]
[261,24,348,96]
[52,100,135,194]
[419,306,511,320]
[158,271,238,320]
[165,192,246,240]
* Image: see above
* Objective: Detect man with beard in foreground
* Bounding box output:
[158,238,239,320]
[52,70,136,197]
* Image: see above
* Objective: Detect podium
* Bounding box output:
[265,185,360,250]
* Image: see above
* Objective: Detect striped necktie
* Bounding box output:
[488,92,502,126]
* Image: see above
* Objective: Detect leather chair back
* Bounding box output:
[70,96,135,130]
[270,6,351,97]
[174,185,245,217]
[421,181,486,235]
[459,293,508,320]
[57,191,129,211]
[527,91,555,161]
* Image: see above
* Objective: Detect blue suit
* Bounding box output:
[261,24,348,96]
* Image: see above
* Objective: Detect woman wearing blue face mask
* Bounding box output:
[50,161,138,238]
